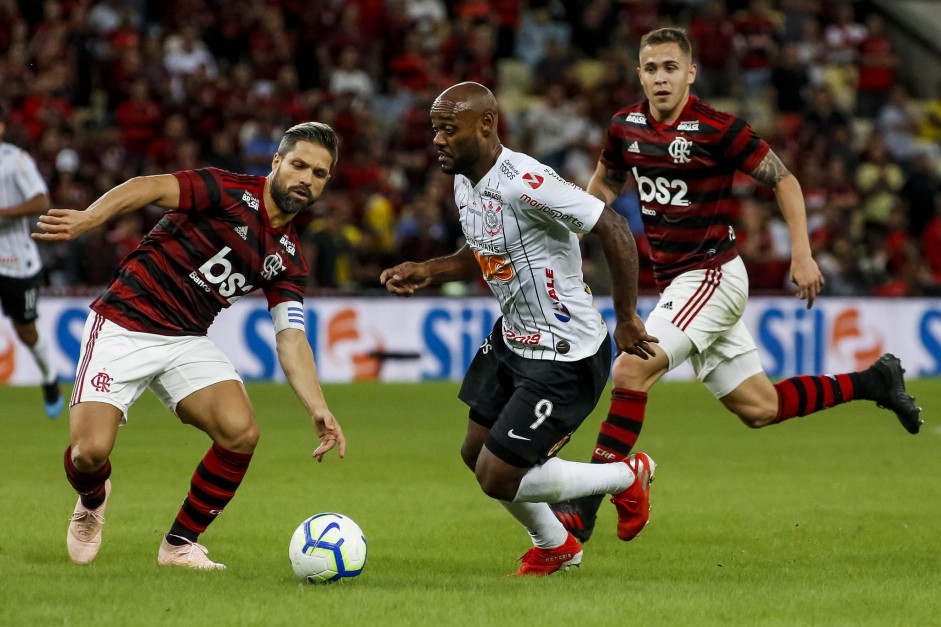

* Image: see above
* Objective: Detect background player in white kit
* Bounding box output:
[381,82,659,575]
[0,111,62,418]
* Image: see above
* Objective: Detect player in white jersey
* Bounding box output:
[0,116,62,417]
[381,82,659,575]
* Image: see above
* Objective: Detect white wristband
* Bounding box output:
[271,301,305,333]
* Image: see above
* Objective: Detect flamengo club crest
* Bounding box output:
[262,252,286,279]
[484,202,503,236]
[91,371,113,392]
[669,137,692,164]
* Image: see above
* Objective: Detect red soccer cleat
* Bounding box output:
[611,452,656,541]
[513,532,583,576]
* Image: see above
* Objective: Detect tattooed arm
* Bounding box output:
[750,149,824,308]
[587,162,630,206]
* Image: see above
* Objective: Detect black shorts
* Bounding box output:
[0,273,41,323]
[458,318,612,468]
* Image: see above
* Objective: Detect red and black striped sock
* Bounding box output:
[64,445,111,509]
[772,372,868,423]
[168,444,252,545]
[573,389,648,517]
[591,388,647,463]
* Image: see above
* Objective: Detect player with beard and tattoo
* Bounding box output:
[33,122,345,570]
[549,28,923,545]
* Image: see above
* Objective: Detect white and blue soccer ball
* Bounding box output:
[289,513,367,584]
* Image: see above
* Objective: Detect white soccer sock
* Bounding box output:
[28,335,57,384]
[499,500,569,549]
[513,457,632,504]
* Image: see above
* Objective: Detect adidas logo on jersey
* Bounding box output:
[234,225,248,240]
[628,141,640,153]
[661,301,673,310]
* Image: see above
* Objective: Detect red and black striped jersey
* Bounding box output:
[600,96,770,291]
[91,168,308,335]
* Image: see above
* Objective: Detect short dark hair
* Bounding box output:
[639,28,692,59]
[278,122,339,169]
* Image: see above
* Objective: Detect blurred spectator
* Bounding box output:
[115,79,163,159]
[878,84,921,169]
[688,0,737,99]
[569,0,617,58]
[822,0,865,111]
[856,133,905,235]
[736,198,791,290]
[855,13,898,119]
[520,82,574,172]
[918,80,941,149]
[900,150,941,237]
[732,0,782,101]
[329,46,376,102]
[770,41,809,126]
[163,24,218,103]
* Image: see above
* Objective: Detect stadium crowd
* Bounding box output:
[2,0,940,297]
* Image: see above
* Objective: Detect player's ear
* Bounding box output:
[479,110,496,137]
[271,152,282,171]
[688,62,697,85]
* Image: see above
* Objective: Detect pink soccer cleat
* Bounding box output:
[158,536,226,570]
[67,479,111,564]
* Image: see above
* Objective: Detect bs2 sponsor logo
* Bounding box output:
[193,246,254,303]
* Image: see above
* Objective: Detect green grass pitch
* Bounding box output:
[2,379,939,626]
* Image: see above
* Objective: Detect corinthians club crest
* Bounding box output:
[484,201,503,236]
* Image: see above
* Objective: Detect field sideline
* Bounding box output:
[2,379,939,626]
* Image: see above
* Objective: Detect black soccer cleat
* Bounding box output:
[866,353,923,434]
[550,498,598,544]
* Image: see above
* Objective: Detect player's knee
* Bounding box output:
[70,442,110,473]
[217,417,259,453]
[460,443,478,472]
[475,470,517,501]
[13,323,37,346]
[611,356,652,391]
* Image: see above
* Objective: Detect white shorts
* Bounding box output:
[646,256,763,398]
[71,312,242,422]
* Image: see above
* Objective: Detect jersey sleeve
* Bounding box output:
[263,272,306,310]
[172,168,227,213]
[13,150,48,199]
[512,168,605,234]
[599,119,629,172]
[718,116,771,174]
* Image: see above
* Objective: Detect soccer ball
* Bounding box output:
[289,513,367,584]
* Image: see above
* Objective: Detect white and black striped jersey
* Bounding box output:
[0,142,47,278]
[454,146,607,361]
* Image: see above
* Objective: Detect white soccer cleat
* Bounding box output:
[67,479,111,564]
[158,536,226,570]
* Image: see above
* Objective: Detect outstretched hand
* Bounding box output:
[613,313,659,360]
[311,409,346,462]
[380,262,432,297]
[32,209,95,242]
[790,254,824,309]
